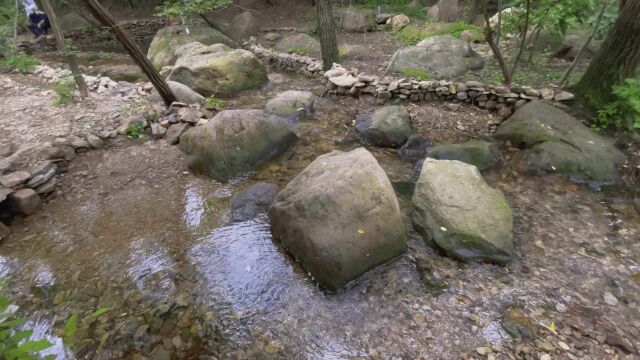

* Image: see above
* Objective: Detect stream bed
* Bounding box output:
[1,69,639,360]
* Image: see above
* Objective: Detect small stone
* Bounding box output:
[87,134,104,149]
[603,291,618,306]
[554,90,575,102]
[164,123,189,145]
[151,123,167,139]
[540,354,551,360]
[149,344,171,360]
[68,136,89,149]
[540,88,554,100]
[8,188,41,215]
[329,75,358,87]
[0,187,12,202]
[558,341,570,351]
[0,171,31,188]
[35,178,56,194]
[413,313,426,324]
[476,346,492,355]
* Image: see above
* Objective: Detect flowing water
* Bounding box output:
[1,70,639,359]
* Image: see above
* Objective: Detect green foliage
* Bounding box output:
[0,290,53,359]
[63,307,111,351]
[300,25,317,36]
[0,52,39,73]
[125,122,145,140]
[53,77,76,106]
[401,68,430,80]
[393,24,427,45]
[157,0,233,23]
[287,45,312,56]
[205,96,225,109]
[594,78,640,132]
[424,21,483,41]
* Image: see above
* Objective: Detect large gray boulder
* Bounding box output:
[269,148,407,291]
[427,0,462,22]
[494,101,625,182]
[148,80,205,105]
[274,33,321,57]
[355,106,415,147]
[264,90,315,121]
[178,110,297,181]
[168,42,268,97]
[229,11,261,42]
[341,8,376,32]
[412,159,514,264]
[427,140,500,171]
[147,25,238,68]
[389,35,484,79]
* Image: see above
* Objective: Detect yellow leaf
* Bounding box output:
[357,229,365,234]
[440,226,448,232]
[550,321,556,333]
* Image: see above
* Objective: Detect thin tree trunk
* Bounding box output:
[574,0,640,110]
[509,0,530,78]
[526,7,550,63]
[317,0,338,71]
[496,0,501,47]
[559,2,608,88]
[40,0,89,97]
[82,0,177,106]
[483,3,511,84]
[12,0,19,53]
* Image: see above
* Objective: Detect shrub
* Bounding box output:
[393,24,428,45]
[401,68,430,80]
[53,77,76,106]
[0,291,53,359]
[594,78,640,132]
[125,122,145,140]
[288,45,312,56]
[0,52,39,73]
[205,96,225,109]
[424,21,483,41]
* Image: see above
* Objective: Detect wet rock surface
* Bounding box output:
[356,105,415,147]
[427,139,500,170]
[230,182,279,222]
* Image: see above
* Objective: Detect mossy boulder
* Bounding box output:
[274,33,321,57]
[412,159,514,264]
[269,148,407,291]
[147,25,238,68]
[427,140,500,170]
[167,42,267,97]
[355,106,415,147]
[390,35,484,79]
[178,110,297,181]
[494,101,625,182]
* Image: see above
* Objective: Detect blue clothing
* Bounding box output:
[28,12,50,37]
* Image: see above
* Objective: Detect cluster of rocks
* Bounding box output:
[323,64,575,118]
[248,42,324,77]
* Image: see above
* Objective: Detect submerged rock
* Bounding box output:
[389,35,484,79]
[269,148,407,291]
[427,140,500,170]
[412,159,514,264]
[356,106,415,147]
[341,8,376,32]
[147,25,238,68]
[264,90,315,121]
[178,110,297,181]
[230,183,279,222]
[399,134,432,163]
[494,101,625,182]
[168,42,268,97]
[148,80,205,105]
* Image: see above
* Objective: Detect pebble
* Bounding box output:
[558,341,570,351]
[540,354,551,360]
[603,292,618,306]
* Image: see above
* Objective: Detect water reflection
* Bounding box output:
[183,185,206,229]
[189,216,301,313]
[127,237,176,301]
[24,316,71,360]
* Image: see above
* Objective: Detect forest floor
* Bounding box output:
[1,1,640,359]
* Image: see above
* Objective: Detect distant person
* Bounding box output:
[22,0,51,38]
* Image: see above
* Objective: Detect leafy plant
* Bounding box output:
[125,122,145,140]
[401,68,430,80]
[424,21,483,41]
[0,52,39,73]
[300,25,317,35]
[53,77,76,106]
[0,291,53,359]
[157,0,233,23]
[594,78,640,132]
[205,96,225,109]
[63,307,111,351]
[393,24,428,45]
[288,45,312,56]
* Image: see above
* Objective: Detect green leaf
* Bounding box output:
[63,313,78,344]
[0,317,27,328]
[89,307,111,318]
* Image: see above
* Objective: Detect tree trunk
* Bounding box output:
[574,0,640,110]
[40,0,89,97]
[81,0,177,106]
[12,0,19,54]
[316,0,339,71]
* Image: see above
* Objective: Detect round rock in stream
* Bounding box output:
[264,90,315,121]
[427,140,500,171]
[178,110,297,181]
[230,182,279,222]
[268,147,407,291]
[412,159,514,264]
[355,105,415,147]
